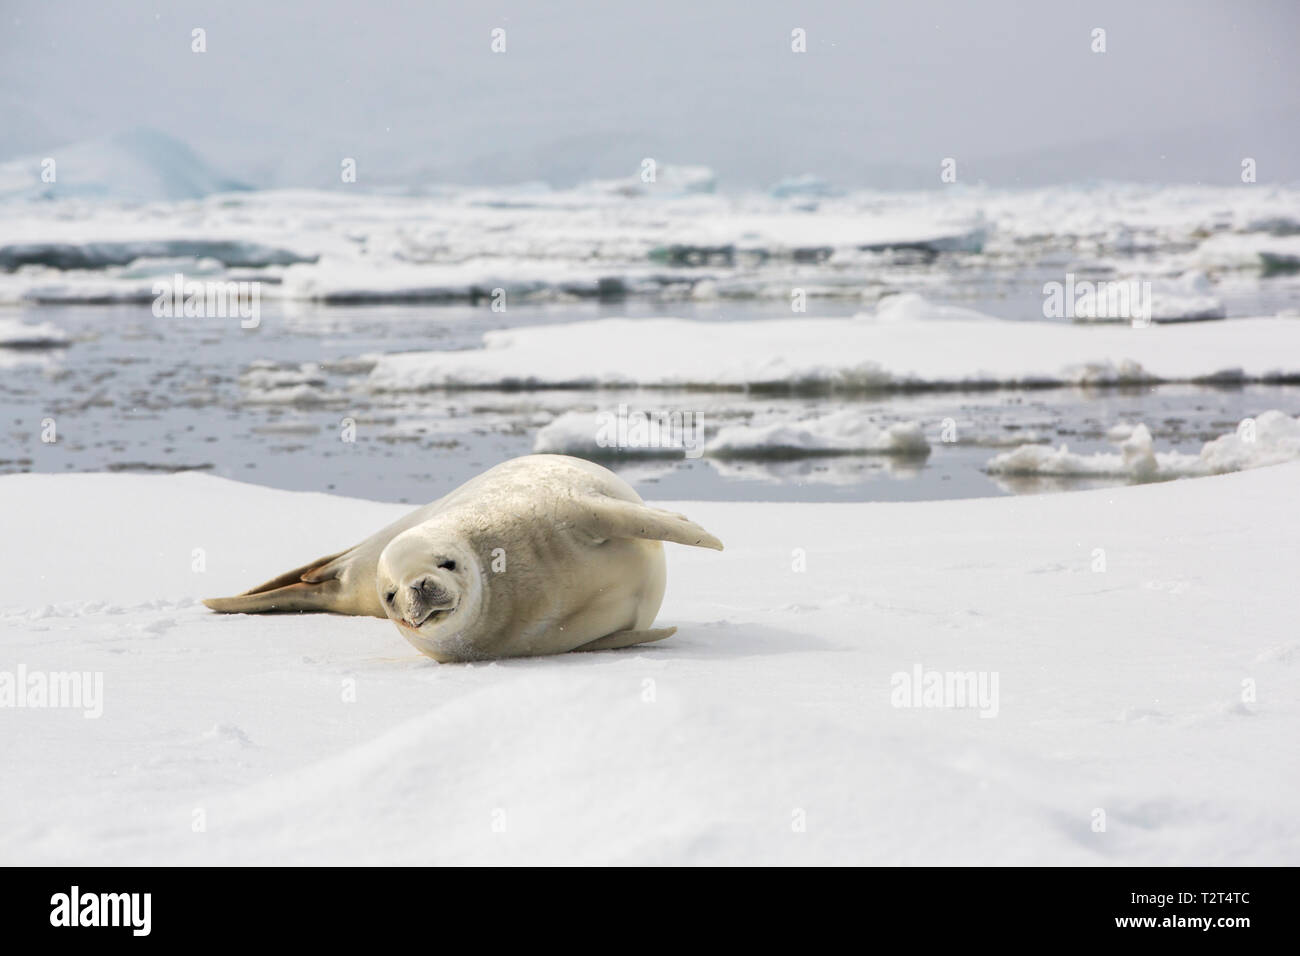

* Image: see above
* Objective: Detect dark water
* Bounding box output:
[2,299,1298,503]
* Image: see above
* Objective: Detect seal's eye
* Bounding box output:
[438,559,456,571]
[384,590,396,604]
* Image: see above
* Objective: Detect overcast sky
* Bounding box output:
[3,0,1297,188]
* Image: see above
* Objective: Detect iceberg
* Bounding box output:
[0,128,248,202]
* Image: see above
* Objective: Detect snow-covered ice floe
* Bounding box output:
[2,463,1298,864]
[986,411,1300,481]
[369,300,1300,392]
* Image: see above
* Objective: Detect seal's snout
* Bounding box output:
[409,575,452,605]
[397,574,456,629]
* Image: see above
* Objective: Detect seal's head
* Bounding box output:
[376,527,484,659]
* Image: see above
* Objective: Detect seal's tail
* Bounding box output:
[203,549,350,615]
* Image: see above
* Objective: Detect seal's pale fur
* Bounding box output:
[204,455,722,661]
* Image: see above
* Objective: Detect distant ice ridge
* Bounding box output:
[367,299,1300,393]
[533,409,930,459]
[0,128,248,202]
[986,411,1300,480]
[582,164,718,197]
[768,174,840,199]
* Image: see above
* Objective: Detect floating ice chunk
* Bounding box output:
[986,412,1300,480]
[533,410,699,458]
[238,362,337,405]
[1195,234,1300,274]
[535,411,615,456]
[0,318,69,349]
[1117,424,1161,480]
[705,413,930,458]
[1148,271,1225,321]
[1199,410,1300,473]
[862,292,996,324]
[985,434,1201,481]
[1105,421,1137,442]
[1068,271,1225,324]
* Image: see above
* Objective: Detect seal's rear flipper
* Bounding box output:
[203,549,348,614]
[579,498,724,551]
[574,626,677,652]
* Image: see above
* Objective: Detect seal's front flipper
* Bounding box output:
[203,549,350,614]
[574,626,677,652]
[578,498,724,551]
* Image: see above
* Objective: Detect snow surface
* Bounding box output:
[986,411,1300,481]
[2,465,1298,865]
[369,307,1300,392]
